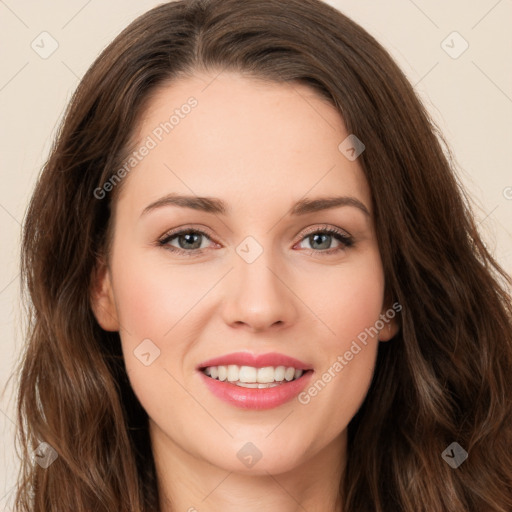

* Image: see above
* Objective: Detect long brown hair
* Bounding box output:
[11,0,512,510]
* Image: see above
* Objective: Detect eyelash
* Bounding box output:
[157,224,354,257]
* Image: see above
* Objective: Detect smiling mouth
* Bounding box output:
[200,364,312,388]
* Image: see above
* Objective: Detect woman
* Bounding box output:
[12,0,512,510]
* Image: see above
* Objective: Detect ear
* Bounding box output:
[90,259,120,331]
[377,314,400,342]
[377,292,401,342]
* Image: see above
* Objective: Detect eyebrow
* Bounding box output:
[141,193,370,217]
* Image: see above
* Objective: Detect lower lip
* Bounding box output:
[198,370,314,410]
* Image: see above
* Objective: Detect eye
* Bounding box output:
[158,228,215,256]
[294,225,354,255]
[157,224,354,257]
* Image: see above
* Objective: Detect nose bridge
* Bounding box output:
[221,235,298,331]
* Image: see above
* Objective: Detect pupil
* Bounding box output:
[311,233,330,250]
[180,233,201,249]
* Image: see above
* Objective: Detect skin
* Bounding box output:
[91,70,399,512]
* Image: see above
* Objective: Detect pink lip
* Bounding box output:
[196,351,314,410]
[196,351,313,370]
[198,370,314,410]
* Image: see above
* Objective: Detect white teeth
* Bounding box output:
[217,366,227,381]
[239,365,258,383]
[235,382,260,388]
[257,366,276,383]
[274,366,286,381]
[285,367,295,381]
[227,365,238,382]
[202,364,305,384]
[234,382,280,388]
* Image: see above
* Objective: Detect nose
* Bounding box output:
[220,247,299,333]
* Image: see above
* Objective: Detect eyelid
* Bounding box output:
[158,223,351,242]
[297,223,352,242]
[158,224,218,243]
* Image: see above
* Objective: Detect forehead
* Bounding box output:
[117,71,371,218]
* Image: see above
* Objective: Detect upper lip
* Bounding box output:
[197,351,313,371]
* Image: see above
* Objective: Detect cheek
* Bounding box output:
[111,250,213,341]
[307,250,385,346]
[294,251,385,442]
[110,251,212,421]
[110,249,216,403]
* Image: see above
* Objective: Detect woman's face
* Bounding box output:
[92,71,398,475]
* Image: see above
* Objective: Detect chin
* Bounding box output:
[201,436,313,476]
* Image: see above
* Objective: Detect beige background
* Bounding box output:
[1,0,511,507]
